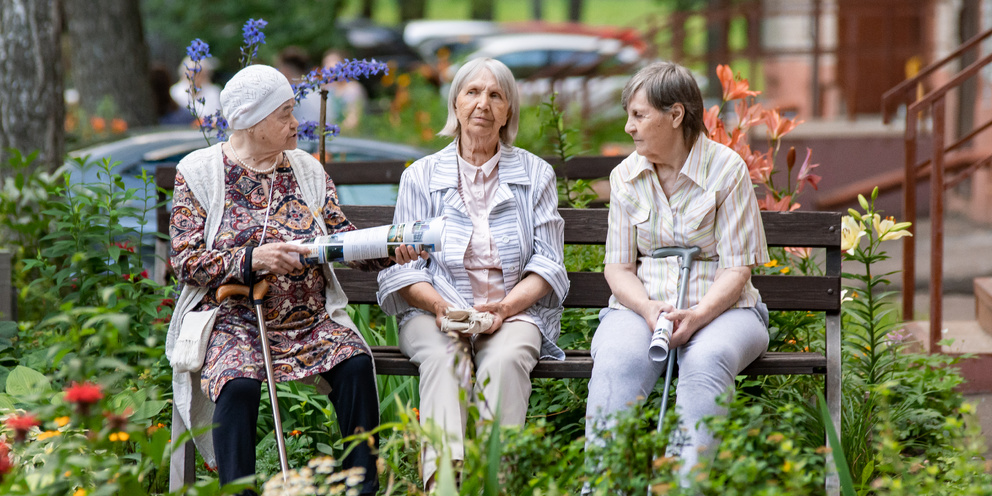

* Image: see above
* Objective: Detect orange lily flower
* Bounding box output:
[745,150,774,184]
[764,109,803,141]
[758,193,801,212]
[734,100,765,130]
[795,148,822,193]
[717,64,761,102]
[703,104,721,135]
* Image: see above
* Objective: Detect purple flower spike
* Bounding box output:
[292,59,389,103]
[186,39,211,63]
[297,121,341,141]
[239,18,268,67]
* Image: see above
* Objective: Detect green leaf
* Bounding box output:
[5,365,52,399]
[0,393,16,412]
[817,391,856,496]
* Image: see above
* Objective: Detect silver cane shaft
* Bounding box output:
[255,302,290,478]
[651,248,700,431]
[216,280,290,480]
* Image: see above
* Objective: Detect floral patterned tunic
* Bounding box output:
[170,154,387,402]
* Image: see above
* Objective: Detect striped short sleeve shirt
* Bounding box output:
[605,135,769,310]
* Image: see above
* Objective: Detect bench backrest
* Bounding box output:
[153,156,620,238]
[334,206,842,314]
[153,161,843,315]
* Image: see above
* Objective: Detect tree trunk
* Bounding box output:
[397,0,427,22]
[64,0,155,128]
[360,0,375,19]
[0,0,64,176]
[567,0,582,21]
[470,0,494,20]
[532,0,543,19]
[704,0,729,100]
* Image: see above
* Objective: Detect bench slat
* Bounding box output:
[370,347,825,379]
[333,269,840,312]
[337,206,841,248]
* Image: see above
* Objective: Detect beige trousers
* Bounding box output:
[399,314,542,484]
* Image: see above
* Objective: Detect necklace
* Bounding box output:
[229,142,280,174]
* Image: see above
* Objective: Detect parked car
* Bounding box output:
[336,18,424,98]
[444,32,647,120]
[403,19,502,64]
[67,127,428,269]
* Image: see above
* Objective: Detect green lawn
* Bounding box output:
[340,0,672,28]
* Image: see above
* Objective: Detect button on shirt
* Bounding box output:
[457,144,506,305]
[605,135,769,311]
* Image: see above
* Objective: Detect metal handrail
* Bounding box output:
[888,26,992,351]
[882,27,992,123]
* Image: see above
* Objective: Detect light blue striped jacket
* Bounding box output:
[376,141,569,360]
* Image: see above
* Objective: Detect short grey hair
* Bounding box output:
[439,57,520,146]
[621,61,706,150]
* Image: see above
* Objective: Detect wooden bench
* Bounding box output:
[157,163,842,493]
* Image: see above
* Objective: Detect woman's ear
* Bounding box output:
[671,103,685,128]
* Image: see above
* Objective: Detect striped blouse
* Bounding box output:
[377,141,569,360]
[605,135,768,311]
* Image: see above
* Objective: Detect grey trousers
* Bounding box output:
[400,314,542,485]
[585,304,769,480]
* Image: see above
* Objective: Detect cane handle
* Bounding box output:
[216,280,270,303]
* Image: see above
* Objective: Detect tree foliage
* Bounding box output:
[141,0,347,76]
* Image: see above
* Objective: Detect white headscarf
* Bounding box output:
[220,65,295,130]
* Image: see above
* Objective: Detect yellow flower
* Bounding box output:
[73,490,87,496]
[841,216,866,253]
[782,459,793,472]
[763,260,779,268]
[109,431,130,442]
[872,214,913,241]
[54,416,70,427]
[780,267,791,274]
[37,430,61,441]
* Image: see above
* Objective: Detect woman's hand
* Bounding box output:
[252,243,311,275]
[472,302,508,334]
[665,307,706,349]
[391,244,430,265]
[432,300,452,330]
[637,300,675,335]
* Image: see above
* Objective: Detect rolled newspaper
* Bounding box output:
[293,216,444,264]
[648,313,673,362]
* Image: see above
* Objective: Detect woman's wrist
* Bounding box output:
[431,300,449,317]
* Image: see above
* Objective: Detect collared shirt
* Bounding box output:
[376,141,569,359]
[456,143,505,305]
[605,135,768,310]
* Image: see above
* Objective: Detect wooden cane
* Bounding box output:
[216,279,290,480]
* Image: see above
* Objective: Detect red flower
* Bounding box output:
[203,461,217,473]
[112,241,135,253]
[0,441,12,481]
[64,382,103,412]
[5,414,40,442]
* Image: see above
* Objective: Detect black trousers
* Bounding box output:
[212,354,379,495]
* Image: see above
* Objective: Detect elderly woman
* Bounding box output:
[376,57,568,487]
[167,64,389,494]
[584,61,770,483]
